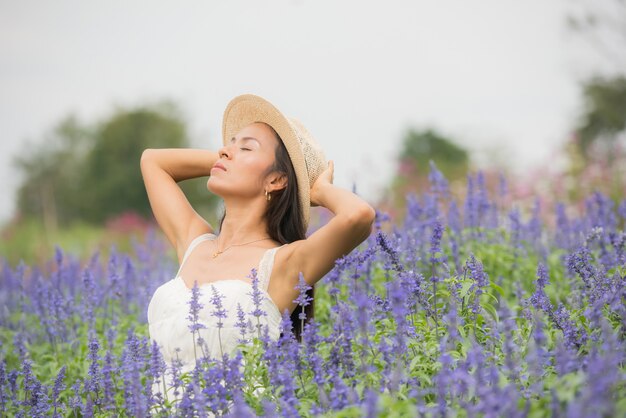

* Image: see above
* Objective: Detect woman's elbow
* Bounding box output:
[140,148,157,169]
[348,204,376,233]
[141,148,154,161]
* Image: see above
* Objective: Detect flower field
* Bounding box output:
[1,167,625,417]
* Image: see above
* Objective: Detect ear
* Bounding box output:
[266,171,288,193]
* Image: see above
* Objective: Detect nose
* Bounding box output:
[218,144,232,159]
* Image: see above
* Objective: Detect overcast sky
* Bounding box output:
[0,0,609,225]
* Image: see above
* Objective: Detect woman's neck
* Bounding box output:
[219,201,269,245]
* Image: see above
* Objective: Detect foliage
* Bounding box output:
[13,100,219,226]
[1,166,626,417]
[575,75,626,161]
[0,214,159,267]
[392,128,469,196]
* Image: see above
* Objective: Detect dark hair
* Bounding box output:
[218,122,314,342]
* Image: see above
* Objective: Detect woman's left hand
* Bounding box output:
[310,160,334,207]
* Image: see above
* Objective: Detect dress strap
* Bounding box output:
[176,233,216,277]
[257,244,287,291]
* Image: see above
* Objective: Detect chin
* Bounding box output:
[206,178,220,195]
[208,178,232,198]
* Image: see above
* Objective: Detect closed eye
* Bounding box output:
[240,147,251,151]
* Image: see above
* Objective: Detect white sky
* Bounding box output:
[0,0,610,225]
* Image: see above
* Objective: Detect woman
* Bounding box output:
[142,94,375,399]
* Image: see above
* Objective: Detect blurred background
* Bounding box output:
[1,0,625,265]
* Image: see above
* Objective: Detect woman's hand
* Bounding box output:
[310,160,334,207]
[286,157,375,288]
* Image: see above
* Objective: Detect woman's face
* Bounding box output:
[207,122,281,199]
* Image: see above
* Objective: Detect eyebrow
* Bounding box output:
[230,136,261,145]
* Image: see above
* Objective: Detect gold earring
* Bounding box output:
[265,190,271,201]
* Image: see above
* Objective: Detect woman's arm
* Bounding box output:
[140,148,218,261]
[286,161,376,286]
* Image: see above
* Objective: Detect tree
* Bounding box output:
[574,75,626,161]
[14,115,92,228]
[567,0,626,161]
[563,0,626,200]
[14,101,219,226]
[393,127,469,190]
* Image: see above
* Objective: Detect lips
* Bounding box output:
[212,162,227,172]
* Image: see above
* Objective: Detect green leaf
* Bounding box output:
[482,302,499,322]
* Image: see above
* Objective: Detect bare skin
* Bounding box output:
[140,122,375,316]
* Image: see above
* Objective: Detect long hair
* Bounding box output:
[218,122,315,342]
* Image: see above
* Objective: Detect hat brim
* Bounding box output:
[222,94,310,229]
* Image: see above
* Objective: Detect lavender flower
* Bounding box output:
[51,365,66,416]
[209,285,227,360]
[187,280,207,363]
[234,303,251,345]
[508,207,522,249]
[566,246,594,290]
[246,268,268,339]
[84,333,101,400]
[529,263,552,313]
[464,174,477,229]
[429,219,444,265]
[428,160,449,197]
[100,349,117,410]
[552,303,587,350]
[555,203,571,250]
[476,171,490,228]
[292,272,313,342]
[376,231,403,272]
[618,198,626,223]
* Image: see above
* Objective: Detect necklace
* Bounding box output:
[212,235,272,258]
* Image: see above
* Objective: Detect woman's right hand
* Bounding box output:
[140,148,218,261]
[310,160,334,207]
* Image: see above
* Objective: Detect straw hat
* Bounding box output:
[222,94,327,229]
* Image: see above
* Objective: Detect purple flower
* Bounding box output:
[428,160,449,197]
[101,349,117,410]
[224,390,256,417]
[302,320,326,388]
[585,191,616,230]
[566,246,594,290]
[209,285,227,327]
[81,269,98,329]
[525,197,542,244]
[555,203,572,250]
[235,303,251,345]
[497,171,507,201]
[362,388,379,418]
[476,171,491,227]
[464,174,477,229]
[552,303,587,350]
[508,207,522,249]
[618,198,626,223]
[148,340,166,394]
[209,285,227,360]
[85,333,101,399]
[51,365,66,416]
[246,268,268,339]
[186,280,207,363]
[465,253,489,288]
[387,278,409,356]
[529,263,552,313]
[447,200,463,273]
[293,272,313,339]
[429,219,444,265]
[68,381,84,414]
[376,231,403,272]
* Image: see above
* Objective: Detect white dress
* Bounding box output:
[147,233,285,402]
